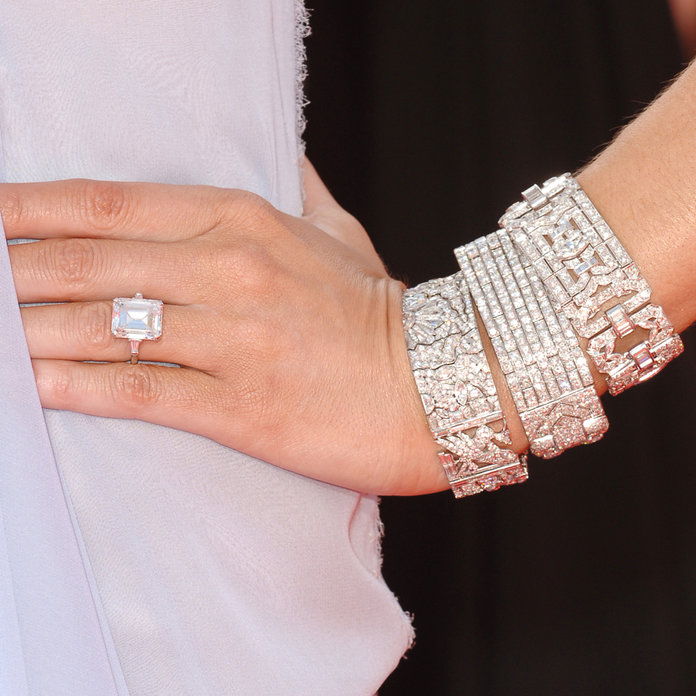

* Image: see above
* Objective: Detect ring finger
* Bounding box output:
[21,300,222,372]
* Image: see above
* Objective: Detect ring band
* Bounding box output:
[111,292,164,364]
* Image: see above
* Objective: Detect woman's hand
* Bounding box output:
[6,161,446,495]
[12,36,696,501]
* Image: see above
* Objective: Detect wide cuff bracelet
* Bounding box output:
[455,229,608,459]
[499,173,683,395]
[402,272,528,497]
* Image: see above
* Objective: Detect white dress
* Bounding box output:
[0,2,414,694]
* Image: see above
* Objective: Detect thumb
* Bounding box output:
[301,156,383,265]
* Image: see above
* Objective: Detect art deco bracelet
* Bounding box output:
[402,273,528,497]
[455,230,608,459]
[402,173,683,499]
[500,173,684,395]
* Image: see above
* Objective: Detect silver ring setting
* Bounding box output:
[111,292,164,364]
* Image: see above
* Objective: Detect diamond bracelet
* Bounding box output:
[402,273,528,497]
[495,229,609,454]
[500,173,683,395]
[455,231,608,459]
[402,173,682,499]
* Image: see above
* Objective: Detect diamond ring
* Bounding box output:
[111,292,164,364]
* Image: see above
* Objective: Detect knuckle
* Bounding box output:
[41,363,74,401]
[221,242,277,295]
[226,189,274,217]
[69,302,113,351]
[74,179,131,232]
[50,237,99,291]
[237,245,275,293]
[220,189,281,233]
[110,366,160,410]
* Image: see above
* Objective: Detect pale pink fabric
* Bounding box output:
[0,2,414,694]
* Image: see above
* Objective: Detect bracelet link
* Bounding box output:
[521,184,549,211]
[592,303,684,394]
[439,452,529,497]
[628,342,654,370]
[605,303,634,338]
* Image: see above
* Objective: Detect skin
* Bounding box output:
[669,0,696,58]
[6,61,696,496]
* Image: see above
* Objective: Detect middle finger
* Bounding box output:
[10,237,204,304]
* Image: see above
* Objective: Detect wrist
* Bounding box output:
[384,276,450,495]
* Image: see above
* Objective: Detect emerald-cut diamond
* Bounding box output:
[111,293,163,341]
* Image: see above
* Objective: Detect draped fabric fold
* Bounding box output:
[0,2,414,693]
[0,218,128,695]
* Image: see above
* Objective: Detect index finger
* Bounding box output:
[0,178,230,242]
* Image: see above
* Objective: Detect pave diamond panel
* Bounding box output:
[441,454,529,498]
[111,296,163,340]
[402,272,525,498]
[521,387,608,459]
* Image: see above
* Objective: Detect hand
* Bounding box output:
[6,161,446,495]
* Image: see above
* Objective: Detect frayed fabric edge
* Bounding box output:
[373,496,417,658]
[294,0,311,156]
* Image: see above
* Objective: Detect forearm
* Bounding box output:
[577,60,696,336]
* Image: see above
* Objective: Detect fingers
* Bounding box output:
[0,179,229,242]
[21,301,221,372]
[32,359,220,437]
[9,237,205,303]
[300,157,384,268]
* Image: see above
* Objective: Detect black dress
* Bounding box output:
[306,2,696,694]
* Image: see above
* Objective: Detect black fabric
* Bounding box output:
[305,2,696,694]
